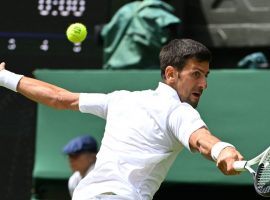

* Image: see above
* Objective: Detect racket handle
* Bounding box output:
[233,160,247,171]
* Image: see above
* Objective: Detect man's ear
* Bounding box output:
[164,66,177,82]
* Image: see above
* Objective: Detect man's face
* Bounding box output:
[168,58,210,108]
[68,152,95,174]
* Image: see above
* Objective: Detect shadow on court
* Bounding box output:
[154,182,266,199]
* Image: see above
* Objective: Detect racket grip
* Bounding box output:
[233,160,247,171]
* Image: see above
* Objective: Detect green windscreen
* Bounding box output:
[33,69,270,185]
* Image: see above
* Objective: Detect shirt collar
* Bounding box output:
[155,82,181,102]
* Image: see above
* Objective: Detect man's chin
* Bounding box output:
[183,100,198,108]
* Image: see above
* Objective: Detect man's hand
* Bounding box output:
[216,147,244,175]
[0,62,6,71]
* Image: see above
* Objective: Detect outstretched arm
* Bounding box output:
[189,127,244,175]
[0,62,80,110]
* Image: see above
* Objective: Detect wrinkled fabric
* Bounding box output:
[101,0,181,70]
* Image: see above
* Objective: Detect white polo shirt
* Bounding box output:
[68,164,95,197]
[73,82,206,200]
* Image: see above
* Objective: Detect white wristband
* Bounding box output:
[0,70,24,92]
[211,142,235,161]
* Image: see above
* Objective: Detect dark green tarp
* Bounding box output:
[101,0,181,69]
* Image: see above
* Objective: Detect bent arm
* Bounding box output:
[189,127,220,160]
[0,62,80,110]
[189,127,244,175]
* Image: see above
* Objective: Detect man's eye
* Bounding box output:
[193,71,201,78]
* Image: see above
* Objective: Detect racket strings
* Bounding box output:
[257,152,270,194]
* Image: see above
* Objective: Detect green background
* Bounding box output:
[33,69,270,185]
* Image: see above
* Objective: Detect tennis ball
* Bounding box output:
[66,23,87,43]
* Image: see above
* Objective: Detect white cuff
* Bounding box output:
[211,142,235,161]
[0,70,24,92]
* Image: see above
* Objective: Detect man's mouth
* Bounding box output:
[192,92,201,98]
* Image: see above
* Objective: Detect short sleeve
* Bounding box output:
[79,93,109,119]
[168,103,207,152]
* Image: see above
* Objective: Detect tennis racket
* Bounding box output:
[233,146,270,197]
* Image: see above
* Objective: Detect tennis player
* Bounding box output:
[0,38,244,200]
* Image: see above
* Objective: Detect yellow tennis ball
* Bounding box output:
[66,23,87,43]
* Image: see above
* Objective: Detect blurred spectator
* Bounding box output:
[237,52,269,69]
[62,135,98,197]
[100,0,181,70]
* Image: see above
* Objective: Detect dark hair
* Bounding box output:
[159,38,212,79]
